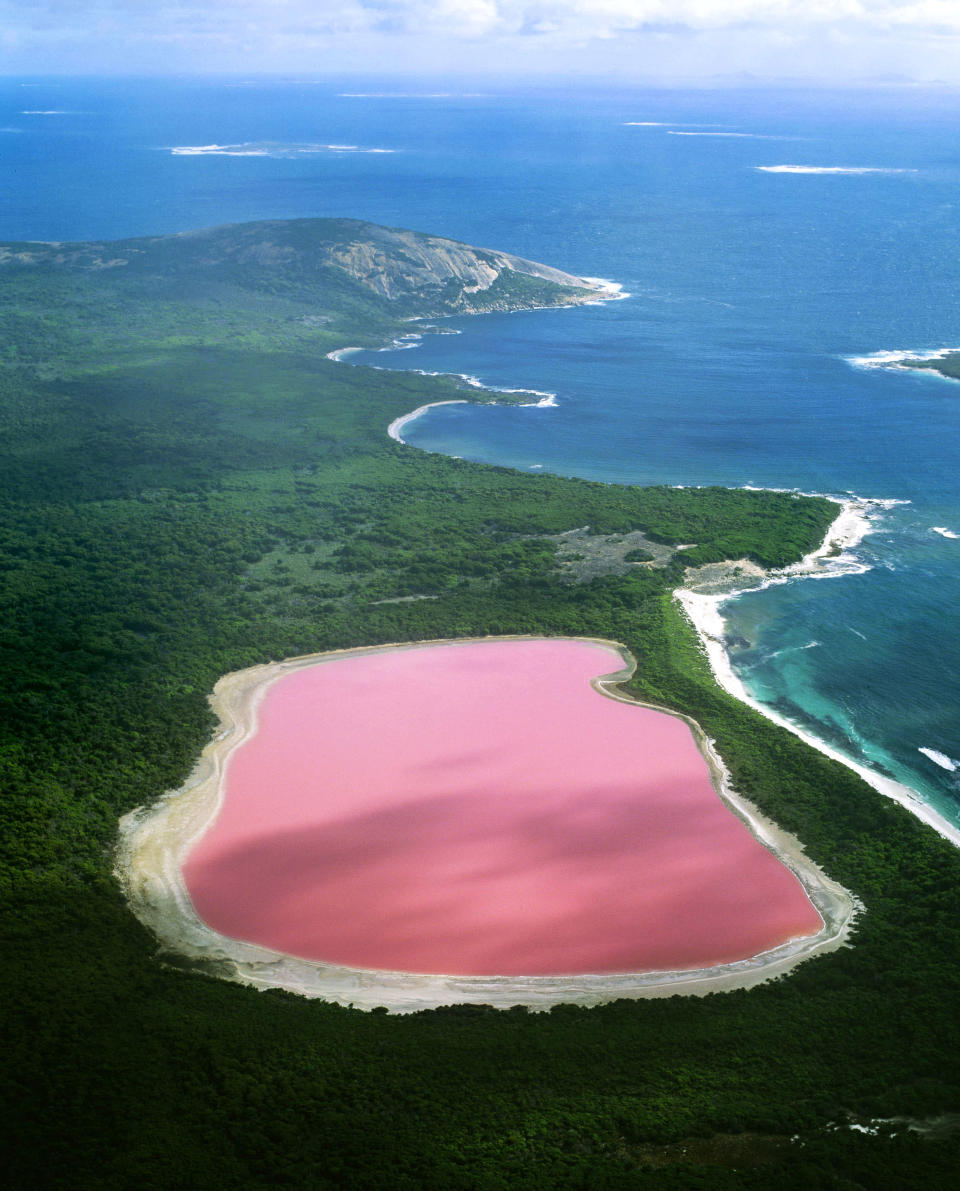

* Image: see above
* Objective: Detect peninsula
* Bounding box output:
[3,219,959,1186]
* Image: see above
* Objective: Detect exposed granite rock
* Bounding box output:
[2,217,606,315]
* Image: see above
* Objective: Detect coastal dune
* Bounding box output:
[117,637,856,1013]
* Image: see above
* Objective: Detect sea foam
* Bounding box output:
[932,527,959,540]
[339,92,483,99]
[757,165,916,175]
[846,346,960,375]
[668,132,794,140]
[622,122,723,128]
[168,142,394,157]
[580,276,631,302]
[919,748,958,772]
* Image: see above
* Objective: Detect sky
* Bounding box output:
[4,0,960,85]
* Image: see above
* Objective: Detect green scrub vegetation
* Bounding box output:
[1,221,958,1189]
[903,352,960,383]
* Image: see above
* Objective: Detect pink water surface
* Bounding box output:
[183,640,822,976]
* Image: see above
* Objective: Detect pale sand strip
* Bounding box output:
[676,497,960,849]
[387,400,469,444]
[115,635,858,1014]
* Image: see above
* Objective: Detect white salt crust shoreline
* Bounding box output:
[115,636,858,1014]
[677,497,960,850]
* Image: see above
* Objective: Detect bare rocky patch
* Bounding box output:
[551,526,676,583]
[681,557,769,596]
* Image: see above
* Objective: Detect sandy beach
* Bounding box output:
[116,635,857,1013]
[677,497,960,849]
[387,399,469,444]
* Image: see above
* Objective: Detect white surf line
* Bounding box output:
[676,498,960,849]
[757,165,916,175]
[116,637,857,1014]
[579,276,631,301]
[919,747,958,773]
[847,345,960,373]
[668,132,795,139]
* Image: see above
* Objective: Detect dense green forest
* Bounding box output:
[904,352,960,383]
[2,220,959,1188]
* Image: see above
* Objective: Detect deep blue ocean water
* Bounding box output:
[3,77,959,831]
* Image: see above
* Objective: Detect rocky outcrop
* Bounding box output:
[1,218,606,315]
[315,221,600,309]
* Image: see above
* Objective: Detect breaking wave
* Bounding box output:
[919,748,958,773]
[668,132,796,139]
[757,165,916,175]
[168,142,395,157]
[846,346,960,374]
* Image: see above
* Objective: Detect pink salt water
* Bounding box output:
[183,640,822,976]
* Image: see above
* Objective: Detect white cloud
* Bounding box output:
[3,0,960,77]
[358,0,960,36]
[11,0,960,38]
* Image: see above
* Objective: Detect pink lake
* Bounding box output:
[183,639,822,976]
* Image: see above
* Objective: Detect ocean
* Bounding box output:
[4,77,959,835]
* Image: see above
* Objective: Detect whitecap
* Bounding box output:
[379,334,423,352]
[622,122,723,128]
[757,165,916,175]
[339,92,485,100]
[492,388,557,406]
[761,641,821,663]
[918,748,958,772]
[668,132,795,140]
[932,526,960,540]
[168,141,395,157]
[580,276,631,301]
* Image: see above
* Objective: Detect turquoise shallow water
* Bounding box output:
[4,77,959,831]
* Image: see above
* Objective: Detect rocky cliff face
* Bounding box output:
[3,218,606,315]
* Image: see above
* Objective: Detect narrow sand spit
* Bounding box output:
[387,399,468,444]
[116,635,857,1013]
